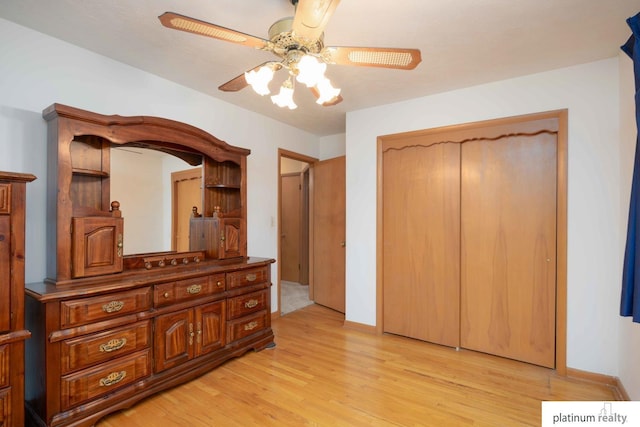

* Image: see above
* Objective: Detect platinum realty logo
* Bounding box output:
[542,402,639,426]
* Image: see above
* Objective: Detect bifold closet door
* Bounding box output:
[460,130,557,368]
[382,142,460,348]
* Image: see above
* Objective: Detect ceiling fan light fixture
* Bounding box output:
[315,77,340,105]
[295,54,326,87]
[271,78,297,109]
[245,65,275,95]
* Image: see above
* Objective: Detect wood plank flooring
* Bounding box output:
[96,304,618,426]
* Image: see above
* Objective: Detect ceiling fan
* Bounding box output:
[159,0,421,109]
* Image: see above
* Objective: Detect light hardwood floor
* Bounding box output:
[97,304,618,426]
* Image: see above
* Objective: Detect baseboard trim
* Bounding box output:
[566,368,630,401]
[343,319,378,334]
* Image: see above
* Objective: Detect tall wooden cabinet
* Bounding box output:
[25,104,274,427]
[0,172,35,427]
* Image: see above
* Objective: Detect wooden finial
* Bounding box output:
[111,201,121,218]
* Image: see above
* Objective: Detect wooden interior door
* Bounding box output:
[172,168,202,252]
[460,128,557,368]
[382,142,461,347]
[312,156,345,313]
[281,173,301,282]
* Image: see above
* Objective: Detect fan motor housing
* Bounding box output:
[268,17,324,56]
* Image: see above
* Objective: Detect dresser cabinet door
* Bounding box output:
[0,387,10,427]
[71,216,124,278]
[154,309,194,373]
[155,301,226,373]
[220,218,242,259]
[0,216,9,332]
[195,301,225,356]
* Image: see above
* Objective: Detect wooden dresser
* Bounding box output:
[25,258,273,427]
[24,104,275,427]
[0,172,36,427]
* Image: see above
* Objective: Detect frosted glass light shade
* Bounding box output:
[296,55,326,88]
[271,81,297,109]
[245,65,274,95]
[315,77,341,104]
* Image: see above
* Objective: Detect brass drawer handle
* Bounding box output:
[187,284,202,294]
[102,301,124,313]
[99,370,126,387]
[216,280,224,288]
[244,321,259,331]
[244,299,259,309]
[245,273,257,282]
[99,338,127,353]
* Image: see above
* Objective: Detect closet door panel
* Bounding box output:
[382,142,460,347]
[460,132,557,368]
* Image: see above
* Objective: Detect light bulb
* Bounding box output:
[245,65,274,96]
[296,55,326,88]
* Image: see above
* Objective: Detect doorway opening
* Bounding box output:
[279,149,317,316]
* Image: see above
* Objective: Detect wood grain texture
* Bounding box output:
[312,157,345,313]
[460,131,557,368]
[97,305,619,427]
[281,174,301,282]
[382,142,461,347]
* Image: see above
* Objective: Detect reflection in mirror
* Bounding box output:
[110,146,202,255]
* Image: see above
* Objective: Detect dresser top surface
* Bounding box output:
[26,256,274,301]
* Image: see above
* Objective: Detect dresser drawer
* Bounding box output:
[227,311,268,342]
[227,290,268,320]
[60,349,150,411]
[226,267,268,290]
[61,320,151,374]
[60,288,151,328]
[154,274,225,308]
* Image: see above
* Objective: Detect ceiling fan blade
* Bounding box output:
[159,12,269,49]
[309,86,343,106]
[292,0,341,41]
[218,62,282,92]
[324,46,422,70]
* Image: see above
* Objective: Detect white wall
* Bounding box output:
[319,133,346,160]
[0,18,321,312]
[618,52,640,400]
[346,58,623,377]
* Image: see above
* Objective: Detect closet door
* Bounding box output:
[460,130,557,368]
[382,142,460,347]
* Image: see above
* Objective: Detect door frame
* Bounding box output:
[376,109,568,374]
[277,149,318,318]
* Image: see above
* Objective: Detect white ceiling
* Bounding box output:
[1,0,638,136]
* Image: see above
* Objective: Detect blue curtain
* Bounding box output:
[621,12,640,322]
